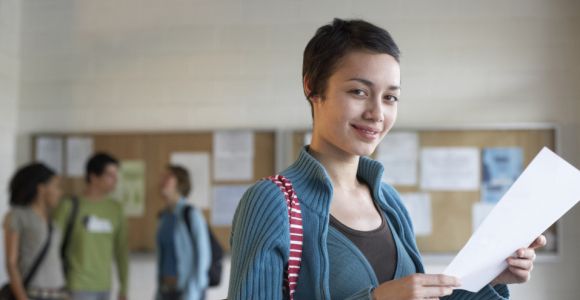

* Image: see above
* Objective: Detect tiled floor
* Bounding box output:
[119,253,230,300]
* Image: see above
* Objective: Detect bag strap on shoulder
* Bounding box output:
[182,205,194,237]
[24,221,53,287]
[60,196,79,275]
[264,175,303,300]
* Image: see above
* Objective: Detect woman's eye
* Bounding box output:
[384,95,399,102]
[349,89,367,97]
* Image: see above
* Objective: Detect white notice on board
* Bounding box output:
[213,131,254,181]
[211,185,249,226]
[170,152,211,209]
[377,132,419,186]
[421,147,480,191]
[444,147,580,292]
[66,137,94,177]
[472,202,496,233]
[36,137,64,174]
[400,192,432,236]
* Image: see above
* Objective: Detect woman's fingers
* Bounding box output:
[507,256,534,270]
[515,247,536,260]
[508,266,531,282]
[415,286,454,298]
[529,235,547,249]
[417,274,460,287]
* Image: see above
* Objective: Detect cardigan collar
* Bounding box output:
[282,146,385,214]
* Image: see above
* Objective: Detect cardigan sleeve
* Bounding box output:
[444,284,509,299]
[227,180,291,300]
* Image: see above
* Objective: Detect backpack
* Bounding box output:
[182,205,224,287]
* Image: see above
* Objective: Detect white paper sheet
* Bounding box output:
[472,202,496,233]
[35,136,64,174]
[400,192,432,236]
[213,131,254,181]
[444,148,580,292]
[170,152,211,209]
[421,147,480,191]
[65,137,94,177]
[377,132,419,186]
[211,185,249,226]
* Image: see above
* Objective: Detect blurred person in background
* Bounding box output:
[53,153,128,300]
[156,165,211,300]
[3,163,68,300]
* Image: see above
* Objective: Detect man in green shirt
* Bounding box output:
[54,153,129,300]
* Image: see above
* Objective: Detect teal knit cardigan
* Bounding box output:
[228,147,510,299]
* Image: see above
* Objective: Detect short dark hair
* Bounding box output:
[9,163,56,207]
[85,152,119,183]
[167,165,191,198]
[302,18,400,113]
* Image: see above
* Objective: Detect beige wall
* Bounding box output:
[11,0,580,299]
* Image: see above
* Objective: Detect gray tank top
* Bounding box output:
[5,207,65,289]
[329,209,397,283]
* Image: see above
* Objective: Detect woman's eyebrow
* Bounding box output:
[347,77,400,91]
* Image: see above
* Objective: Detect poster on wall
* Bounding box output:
[213,131,254,181]
[472,202,496,233]
[420,147,480,191]
[211,185,250,226]
[35,136,64,174]
[377,132,419,186]
[170,152,211,209]
[65,137,94,177]
[400,192,432,236]
[481,147,523,203]
[113,160,146,217]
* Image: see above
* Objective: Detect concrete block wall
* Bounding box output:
[0,0,20,283]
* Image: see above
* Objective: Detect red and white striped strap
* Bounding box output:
[265,175,303,300]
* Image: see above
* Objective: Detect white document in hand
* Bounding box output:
[444,147,580,292]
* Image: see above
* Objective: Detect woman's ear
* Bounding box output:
[303,76,320,102]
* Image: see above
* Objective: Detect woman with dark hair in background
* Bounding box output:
[3,163,68,300]
[156,165,211,300]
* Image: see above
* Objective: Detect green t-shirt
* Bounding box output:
[53,196,129,295]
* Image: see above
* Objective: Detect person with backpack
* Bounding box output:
[2,163,68,300]
[52,153,129,300]
[156,165,212,300]
[227,18,546,300]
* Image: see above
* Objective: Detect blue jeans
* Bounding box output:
[70,291,110,300]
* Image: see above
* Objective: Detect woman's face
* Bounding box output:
[160,171,178,201]
[42,176,62,209]
[310,50,400,157]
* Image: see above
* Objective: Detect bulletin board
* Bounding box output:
[32,131,276,252]
[292,127,559,255]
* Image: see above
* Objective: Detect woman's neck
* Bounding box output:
[308,145,360,190]
[30,200,48,221]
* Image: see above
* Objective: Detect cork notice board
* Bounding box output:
[292,127,558,255]
[33,131,276,252]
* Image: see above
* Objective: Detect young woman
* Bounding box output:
[3,163,68,300]
[156,165,211,300]
[228,19,545,300]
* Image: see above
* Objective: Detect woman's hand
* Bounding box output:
[491,235,546,286]
[371,273,460,300]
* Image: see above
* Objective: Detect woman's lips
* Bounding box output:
[351,124,381,140]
